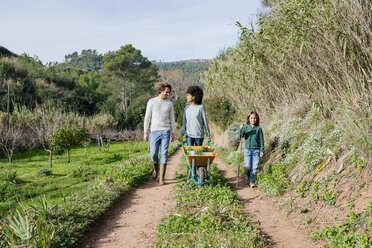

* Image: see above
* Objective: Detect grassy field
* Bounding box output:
[0,141,180,247]
[0,141,149,217]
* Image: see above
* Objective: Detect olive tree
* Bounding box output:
[55,127,89,163]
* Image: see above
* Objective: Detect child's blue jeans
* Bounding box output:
[186,136,204,146]
[150,130,170,164]
[244,149,260,183]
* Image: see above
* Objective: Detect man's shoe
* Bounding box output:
[152,163,159,180]
[159,163,166,185]
[250,183,256,188]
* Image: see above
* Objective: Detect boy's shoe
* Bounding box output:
[250,183,256,188]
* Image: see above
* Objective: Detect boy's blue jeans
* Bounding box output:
[244,149,260,183]
[150,130,170,164]
[186,136,204,146]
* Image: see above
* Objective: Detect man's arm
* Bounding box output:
[170,103,175,142]
[143,99,153,141]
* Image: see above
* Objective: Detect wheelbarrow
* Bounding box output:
[181,140,217,185]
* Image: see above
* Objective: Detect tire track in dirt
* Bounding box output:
[81,148,183,248]
[214,156,320,248]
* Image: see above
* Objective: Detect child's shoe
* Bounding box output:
[250,183,256,188]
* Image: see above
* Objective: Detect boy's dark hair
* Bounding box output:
[157,82,172,94]
[186,86,203,104]
[246,111,260,126]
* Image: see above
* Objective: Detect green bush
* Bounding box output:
[227,122,242,149]
[256,162,291,196]
[0,170,17,184]
[204,97,235,130]
[173,97,187,125]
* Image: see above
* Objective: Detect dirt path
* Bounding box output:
[81,148,183,248]
[214,156,320,248]
[81,148,320,248]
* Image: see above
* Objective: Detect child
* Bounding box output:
[178,86,210,146]
[239,111,264,187]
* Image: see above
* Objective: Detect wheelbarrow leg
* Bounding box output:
[187,159,191,180]
[207,158,210,180]
[192,158,195,182]
[198,166,204,185]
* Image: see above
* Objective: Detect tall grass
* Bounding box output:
[202,0,371,156]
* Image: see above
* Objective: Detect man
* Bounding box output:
[144,82,175,185]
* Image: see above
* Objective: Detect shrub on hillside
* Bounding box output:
[227,122,241,149]
[204,97,235,130]
[173,97,187,125]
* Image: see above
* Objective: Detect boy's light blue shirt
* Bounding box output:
[179,104,210,139]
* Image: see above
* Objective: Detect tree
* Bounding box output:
[158,69,190,100]
[86,113,117,151]
[55,127,89,163]
[22,132,39,161]
[261,0,275,8]
[100,44,158,124]
[0,127,24,164]
[27,108,62,168]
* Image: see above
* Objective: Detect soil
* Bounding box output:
[81,148,183,248]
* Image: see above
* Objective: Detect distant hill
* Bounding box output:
[54,51,210,85]
[155,59,210,85]
[0,46,17,58]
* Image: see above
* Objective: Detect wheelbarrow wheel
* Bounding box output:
[198,167,205,183]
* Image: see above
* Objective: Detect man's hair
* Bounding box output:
[186,86,204,104]
[157,82,172,94]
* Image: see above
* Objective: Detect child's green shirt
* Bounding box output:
[238,125,264,152]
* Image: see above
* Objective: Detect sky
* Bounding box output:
[1,0,263,64]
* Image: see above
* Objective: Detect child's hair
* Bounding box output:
[157,82,172,94]
[246,111,260,126]
[186,86,203,104]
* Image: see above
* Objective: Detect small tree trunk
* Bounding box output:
[9,150,13,164]
[100,136,105,151]
[7,81,10,131]
[67,149,70,163]
[129,86,132,107]
[122,85,126,119]
[97,134,101,152]
[48,150,53,168]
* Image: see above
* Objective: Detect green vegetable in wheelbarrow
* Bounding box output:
[185,147,195,155]
[202,147,214,152]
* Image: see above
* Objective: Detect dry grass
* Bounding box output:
[202,0,371,155]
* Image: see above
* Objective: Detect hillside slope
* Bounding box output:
[204,0,371,246]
